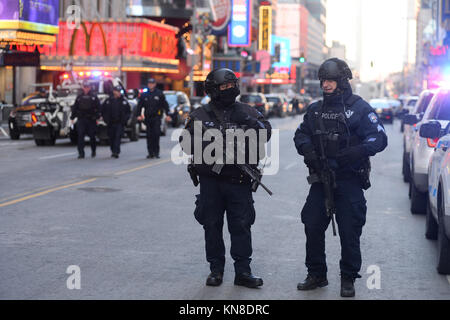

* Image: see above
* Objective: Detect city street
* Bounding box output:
[0,116,449,300]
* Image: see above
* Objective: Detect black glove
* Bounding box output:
[301,144,320,171]
[231,109,258,128]
[336,145,368,167]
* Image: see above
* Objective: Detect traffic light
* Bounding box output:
[299,53,305,63]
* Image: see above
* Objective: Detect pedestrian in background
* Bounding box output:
[101,86,131,159]
[136,78,170,159]
[70,80,101,159]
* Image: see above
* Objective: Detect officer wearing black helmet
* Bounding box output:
[70,80,101,159]
[136,78,170,159]
[180,68,272,288]
[101,86,131,158]
[294,58,387,297]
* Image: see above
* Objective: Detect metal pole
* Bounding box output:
[189,1,197,98]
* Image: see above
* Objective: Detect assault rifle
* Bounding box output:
[189,116,273,196]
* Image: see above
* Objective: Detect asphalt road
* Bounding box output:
[0,116,449,300]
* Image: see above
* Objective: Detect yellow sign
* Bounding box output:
[258,6,272,51]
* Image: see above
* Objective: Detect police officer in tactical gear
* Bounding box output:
[137,78,170,159]
[70,80,101,159]
[101,86,131,159]
[294,58,388,297]
[180,68,272,288]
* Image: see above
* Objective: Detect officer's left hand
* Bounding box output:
[336,145,368,167]
[231,109,257,127]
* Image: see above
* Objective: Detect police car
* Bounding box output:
[406,88,450,215]
[420,121,450,274]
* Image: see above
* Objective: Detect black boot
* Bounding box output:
[78,153,85,159]
[91,150,96,158]
[206,272,223,287]
[340,276,355,298]
[234,272,263,288]
[297,274,328,291]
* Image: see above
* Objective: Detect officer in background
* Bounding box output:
[180,68,272,288]
[293,58,388,297]
[136,78,170,159]
[101,86,131,159]
[70,80,101,159]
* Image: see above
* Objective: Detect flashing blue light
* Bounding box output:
[92,71,102,77]
[143,88,149,93]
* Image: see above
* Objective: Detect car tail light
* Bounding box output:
[386,115,391,119]
[256,103,264,107]
[31,112,38,124]
[427,137,439,148]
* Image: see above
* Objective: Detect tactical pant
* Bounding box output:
[194,175,256,274]
[145,117,161,156]
[107,123,123,155]
[76,118,97,156]
[301,176,367,279]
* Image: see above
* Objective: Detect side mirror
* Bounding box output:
[419,122,441,139]
[403,114,419,125]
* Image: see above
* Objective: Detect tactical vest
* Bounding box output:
[309,95,362,158]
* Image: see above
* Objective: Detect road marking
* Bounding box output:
[0,178,97,208]
[39,152,76,160]
[114,158,171,176]
[284,162,298,170]
[0,178,82,203]
[0,158,172,208]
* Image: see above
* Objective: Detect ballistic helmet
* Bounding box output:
[318,58,353,85]
[204,68,239,100]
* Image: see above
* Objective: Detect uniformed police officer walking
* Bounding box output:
[70,80,101,159]
[101,86,131,159]
[136,78,170,159]
[293,58,388,297]
[180,68,272,288]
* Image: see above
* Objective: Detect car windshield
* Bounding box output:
[266,97,281,103]
[165,94,177,106]
[240,95,262,103]
[435,94,450,120]
[416,93,434,114]
[370,100,390,109]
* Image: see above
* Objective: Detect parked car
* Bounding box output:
[265,93,289,117]
[404,88,450,214]
[237,93,270,117]
[420,121,450,274]
[399,96,419,132]
[369,99,394,124]
[402,90,436,183]
[8,96,37,140]
[164,91,191,128]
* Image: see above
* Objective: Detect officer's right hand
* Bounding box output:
[301,144,320,170]
[137,116,144,121]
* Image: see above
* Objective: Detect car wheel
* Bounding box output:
[437,188,450,274]
[45,137,56,146]
[129,121,139,142]
[425,196,438,240]
[410,180,427,214]
[402,152,410,183]
[9,123,20,140]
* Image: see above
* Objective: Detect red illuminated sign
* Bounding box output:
[430,45,449,56]
[40,21,178,60]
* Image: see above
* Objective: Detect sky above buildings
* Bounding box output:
[326,0,410,82]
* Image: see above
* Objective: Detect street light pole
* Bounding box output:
[189,1,197,98]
